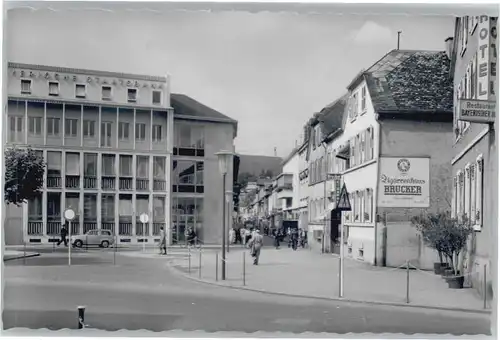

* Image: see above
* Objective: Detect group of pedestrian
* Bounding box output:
[271,227,307,250]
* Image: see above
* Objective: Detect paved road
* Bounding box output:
[3,251,491,335]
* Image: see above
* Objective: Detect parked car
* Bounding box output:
[71,229,114,248]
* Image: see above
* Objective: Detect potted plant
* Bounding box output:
[439,214,473,289]
[411,212,448,274]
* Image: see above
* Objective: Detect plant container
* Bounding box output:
[433,262,448,274]
[446,275,465,289]
[441,268,453,278]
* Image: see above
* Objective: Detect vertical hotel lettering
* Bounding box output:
[477,16,497,100]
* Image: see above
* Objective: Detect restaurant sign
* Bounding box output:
[377,157,430,208]
[458,99,496,123]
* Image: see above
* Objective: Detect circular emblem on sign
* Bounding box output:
[139,213,149,224]
[64,208,76,221]
[397,158,411,173]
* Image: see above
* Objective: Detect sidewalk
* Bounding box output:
[4,250,40,261]
[167,247,490,313]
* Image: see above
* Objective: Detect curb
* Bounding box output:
[165,260,491,316]
[4,253,41,261]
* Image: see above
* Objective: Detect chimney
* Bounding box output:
[445,37,454,59]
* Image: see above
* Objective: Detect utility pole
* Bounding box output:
[397,31,402,50]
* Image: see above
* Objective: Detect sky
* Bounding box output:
[7,5,454,157]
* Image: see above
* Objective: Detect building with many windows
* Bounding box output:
[325,49,454,266]
[4,62,237,246]
[449,16,497,301]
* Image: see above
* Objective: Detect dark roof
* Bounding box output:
[362,50,454,115]
[318,94,348,137]
[171,93,238,123]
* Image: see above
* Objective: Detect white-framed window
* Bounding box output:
[118,122,130,140]
[65,118,78,138]
[464,163,471,220]
[28,117,42,136]
[360,132,365,164]
[461,16,468,56]
[101,154,115,176]
[457,170,464,218]
[127,88,138,102]
[475,155,484,230]
[101,121,112,147]
[451,176,457,218]
[119,155,133,177]
[361,86,367,113]
[8,116,23,142]
[75,84,86,98]
[21,79,32,94]
[135,123,146,141]
[46,117,60,137]
[65,152,80,176]
[351,93,358,121]
[48,81,59,96]
[83,120,95,138]
[152,125,162,142]
[102,86,112,100]
[470,163,476,225]
[152,90,162,105]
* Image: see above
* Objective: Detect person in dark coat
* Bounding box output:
[57,224,68,247]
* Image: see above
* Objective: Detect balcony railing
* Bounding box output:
[83,221,97,234]
[136,221,150,236]
[27,219,43,235]
[69,220,81,235]
[153,179,166,191]
[84,176,97,189]
[119,177,133,191]
[101,220,115,234]
[119,220,133,235]
[153,222,165,236]
[46,219,61,235]
[47,176,61,188]
[136,178,149,191]
[101,176,116,190]
[65,175,80,189]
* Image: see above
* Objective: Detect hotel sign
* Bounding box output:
[377,157,430,208]
[477,16,497,101]
[458,99,496,123]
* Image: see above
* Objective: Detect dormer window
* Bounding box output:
[102,86,112,100]
[48,81,59,96]
[127,88,138,102]
[152,90,162,105]
[21,79,32,94]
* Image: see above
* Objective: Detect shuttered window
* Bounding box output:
[475,155,484,230]
[451,176,457,218]
[464,163,471,220]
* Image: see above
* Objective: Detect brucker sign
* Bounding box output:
[458,99,496,123]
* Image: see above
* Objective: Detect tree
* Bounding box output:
[238,172,257,188]
[411,211,473,275]
[4,147,45,206]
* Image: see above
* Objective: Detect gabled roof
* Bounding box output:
[318,94,348,137]
[361,50,454,116]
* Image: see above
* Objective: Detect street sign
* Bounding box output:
[64,208,76,221]
[458,99,496,123]
[336,183,351,211]
[139,213,149,224]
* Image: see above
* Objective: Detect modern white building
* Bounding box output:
[4,62,237,246]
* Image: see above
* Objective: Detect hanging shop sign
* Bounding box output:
[377,157,430,208]
[477,16,497,101]
[458,99,496,123]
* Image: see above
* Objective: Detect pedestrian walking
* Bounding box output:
[273,229,280,249]
[57,224,68,247]
[158,226,167,255]
[248,229,264,265]
[244,228,252,246]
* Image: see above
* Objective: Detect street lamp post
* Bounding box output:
[215,150,234,281]
[225,190,233,253]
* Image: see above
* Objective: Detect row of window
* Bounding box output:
[451,156,484,230]
[9,116,164,145]
[29,192,167,220]
[43,151,167,179]
[454,49,476,138]
[308,127,374,185]
[20,79,163,105]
